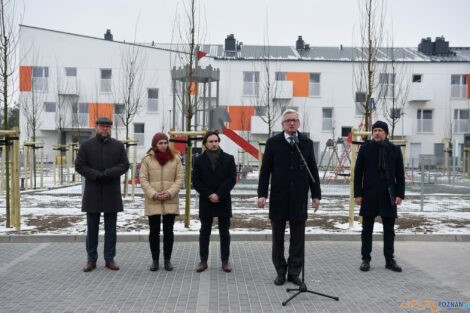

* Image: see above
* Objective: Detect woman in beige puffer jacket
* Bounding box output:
[139,132,184,272]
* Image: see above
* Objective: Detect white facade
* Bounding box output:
[19,26,470,165]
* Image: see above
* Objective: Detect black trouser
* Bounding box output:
[199,216,231,262]
[148,214,176,261]
[271,219,305,277]
[361,215,395,262]
[86,212,117,261]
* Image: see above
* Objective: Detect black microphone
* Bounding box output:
[292,133,299,144]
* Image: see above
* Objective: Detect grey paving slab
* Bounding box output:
[0,241,468,313]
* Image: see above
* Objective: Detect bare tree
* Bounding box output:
[300,98,310,135]
[170,0,208,132]
[257,13,287,137]
[170,0,207,228]
[114,43,147,141]
[20,52,47,142]
[55,63,80,144]
[0,0,22,227]
[0,0,21,130]
[257,66,288,137]
[380,40,411,139]
[353,0,387,131]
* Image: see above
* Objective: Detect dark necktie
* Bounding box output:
[288,136,294,146]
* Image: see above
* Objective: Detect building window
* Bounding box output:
[322,108,333,131]
[255,106,267,116]
[454,109,470,133]
[379,73,395,98]
[341,127,352,137]
[114,103,125,127]
[412,74,422,83]
[450,74,467,98]
[275,72,286,81]
[71,103,88,126]
[133,123,145,146]
[100,69,112,93]
[32,67,49,92]
[65,67,77,77]
[147,88,159,112]
[243,71,259,96]
[417,109,433,133]
[44,102,55,113]
[309,73,321,97]
[355,103,365,116]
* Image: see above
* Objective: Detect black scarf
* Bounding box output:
[375,139,390,180]
[206,148,221,171]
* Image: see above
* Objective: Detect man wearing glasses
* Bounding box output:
[257,109,321,286]
[75,116,129,272]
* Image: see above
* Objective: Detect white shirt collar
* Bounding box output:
[284,131,297,142]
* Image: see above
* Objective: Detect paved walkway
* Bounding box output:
[0,240,468,312]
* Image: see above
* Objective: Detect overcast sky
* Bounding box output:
[20,0,470,47]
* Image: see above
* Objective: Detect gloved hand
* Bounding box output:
[96,171,107,181]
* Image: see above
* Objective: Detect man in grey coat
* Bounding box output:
[75,116,129,272]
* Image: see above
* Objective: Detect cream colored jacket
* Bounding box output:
[139,151,184,216]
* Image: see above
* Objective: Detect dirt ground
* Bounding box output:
[14,213,470,233]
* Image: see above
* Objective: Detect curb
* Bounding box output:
[1,233,469,243]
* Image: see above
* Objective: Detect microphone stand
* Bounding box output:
[282,135,339,306]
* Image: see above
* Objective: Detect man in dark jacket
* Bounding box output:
[257,109,321,286]
[354,120,405,272]
[75,116,129,272]
[192,131,237,273]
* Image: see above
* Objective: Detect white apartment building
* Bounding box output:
[19,25,470,165]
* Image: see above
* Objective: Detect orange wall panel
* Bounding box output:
[227,106,255,131]
[286,72,309,97]
[19,66,32,92]
[88,103,114,127]
[467,74,470,99]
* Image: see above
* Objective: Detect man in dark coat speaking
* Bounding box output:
[75,116,129,272]
[257,109,321,286]
[354,120,405,272]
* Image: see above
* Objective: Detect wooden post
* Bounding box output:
[29,143,34,188]
[130,140,138,201]
[24,144,29,189]
[464,147,470,178]
[12,128,20,230]
[1,145,6,195]
[169,130,206,228]
[40,142,44,188]
[123,141,130,198]
[348,129,357,228]
[349,129,373,228]
[53,149,57,185]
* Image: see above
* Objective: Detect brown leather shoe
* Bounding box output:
[196,261,208,273]
[105,259,120,271]
[222,261,232,273]
[83,260,96,272]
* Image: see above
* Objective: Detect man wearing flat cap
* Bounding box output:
[354,120,405,272]
[75,116,129,272]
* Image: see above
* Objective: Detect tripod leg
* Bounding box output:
[306,290,339,301]
[282,290,302,306]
